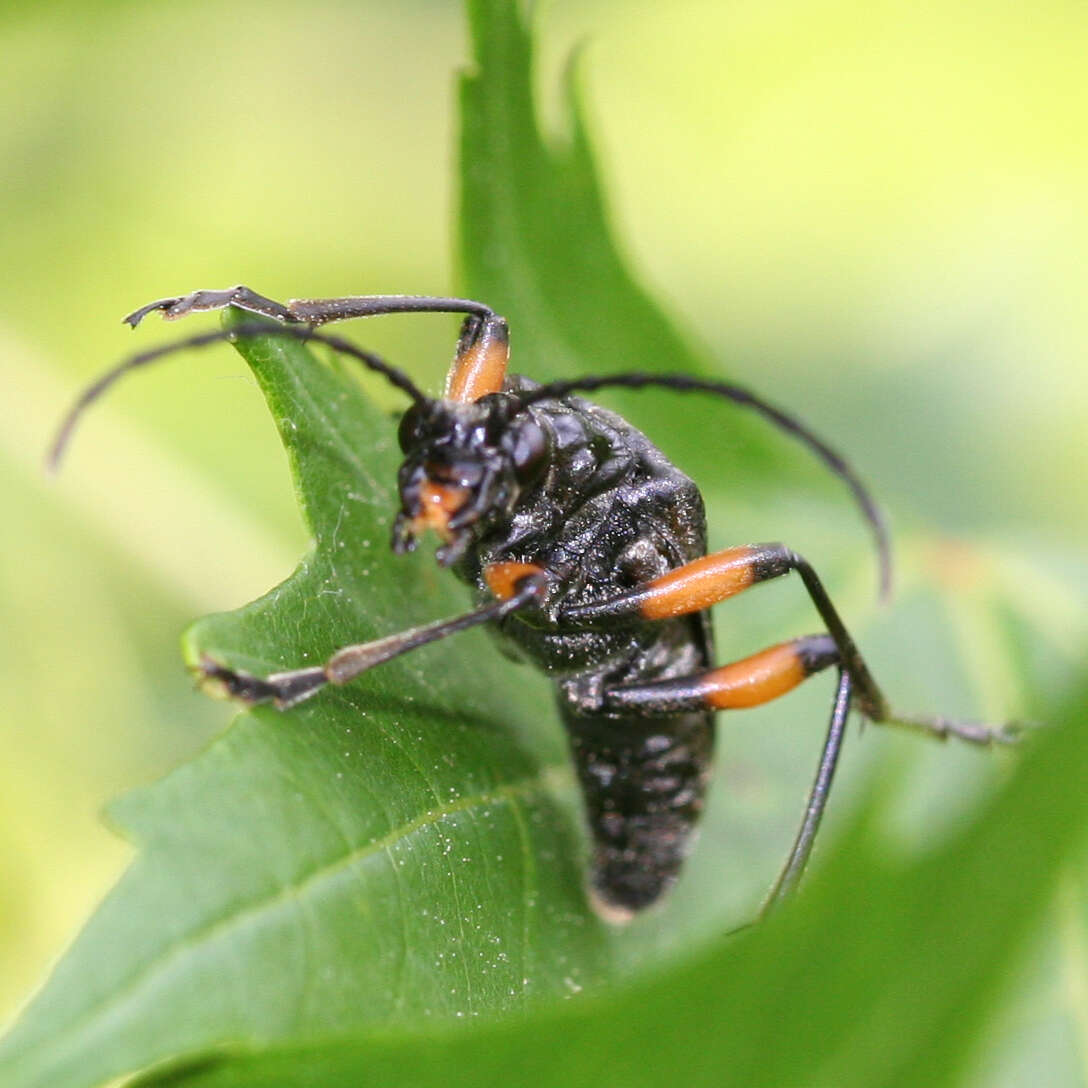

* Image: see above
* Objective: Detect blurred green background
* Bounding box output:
[2,0,1086,1081]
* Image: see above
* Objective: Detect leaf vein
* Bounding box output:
[45,774,552,1060]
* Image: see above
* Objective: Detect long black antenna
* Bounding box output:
[46,323,429,472]
[514,371,892,602]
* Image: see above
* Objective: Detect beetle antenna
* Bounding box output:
[513,371,892,602]
[46,323,429,472]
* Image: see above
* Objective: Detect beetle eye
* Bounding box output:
[397,404,424,453]
[509,419,549,483]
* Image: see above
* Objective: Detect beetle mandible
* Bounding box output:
[50,286,1020,921]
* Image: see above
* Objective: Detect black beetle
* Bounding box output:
[50,287,1019,921]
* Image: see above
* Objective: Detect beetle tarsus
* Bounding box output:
[196,656,327,709]
[123,286,298,329]
[123,297,184,328]
[882,712,1025,747]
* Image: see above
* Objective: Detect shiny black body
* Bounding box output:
[455,378,715,913]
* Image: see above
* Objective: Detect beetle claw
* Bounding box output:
[196,655,329,709]
[195,656,278,705]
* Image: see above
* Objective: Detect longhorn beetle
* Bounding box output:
[50,287,1020,922]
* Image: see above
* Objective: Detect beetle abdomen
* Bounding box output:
[559,703,715,919]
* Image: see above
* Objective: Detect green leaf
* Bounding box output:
[130,681,1088,1088]
[0,317,628,1088]
[458,0,783,481]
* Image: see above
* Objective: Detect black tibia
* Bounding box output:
[123,287,496,329]
[288,295,496,325]
[197,576,545,710]
[326,574,544,680]
[761,669,853,915]
[561,704,715,917]
[784,550,1018,745]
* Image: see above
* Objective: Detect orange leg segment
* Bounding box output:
[639,545,766,620]
[445,313,510,402]
[485,561,547,601]
[700,637,837,709]
[563,543,791,625]
[602,635,838,715]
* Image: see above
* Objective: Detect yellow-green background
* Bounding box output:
[2,0,1086,1078]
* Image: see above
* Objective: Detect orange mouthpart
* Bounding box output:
[408,480,470,541]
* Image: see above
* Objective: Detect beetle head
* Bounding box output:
[392,394,549,566]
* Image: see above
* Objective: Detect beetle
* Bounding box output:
[50,286,1019,921]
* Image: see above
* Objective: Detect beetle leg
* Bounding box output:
[124,286,298,327]
[198,573,546,710]
[443,312,510,402]
[588,642,853,912]
[597,635,839,715]
[562,542,1021,746]
[761,669,852,914]
[123,288,510,402]
[124,287,499,329]
[584,639,849,910]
